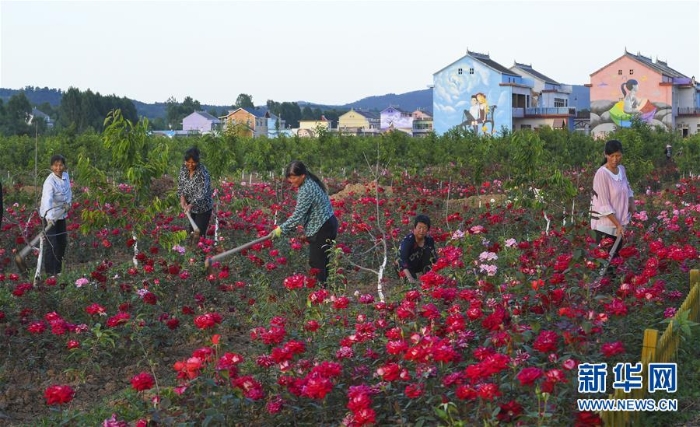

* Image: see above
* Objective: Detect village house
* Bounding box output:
[29,107,54,129]
[432,50,578,136]
[380,106,414,134]
[411,109,433,137]
[182,111,221,134]
[221,108,285,138]
[589,49,700,138]
[297,115,331,138]
[337,109,380,136]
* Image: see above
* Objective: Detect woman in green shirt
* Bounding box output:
[271,161,338,286]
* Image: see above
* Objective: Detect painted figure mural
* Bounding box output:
[607,79,657,127]
[432,52,515,136]
[460,92,496,134]
[464,95,482,132]
[589,52,679,136]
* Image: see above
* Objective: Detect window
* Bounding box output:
[469,68,474,74]
[618,70,622,75]
[521,124,532,130]
[554,98,567,108]
[458,68,463,75]
[629,69,634,75]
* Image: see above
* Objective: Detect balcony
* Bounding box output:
[513,107,576,117]
[525,107,577,116]
[678,107,700,116]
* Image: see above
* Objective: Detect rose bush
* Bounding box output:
[0,136,699,425]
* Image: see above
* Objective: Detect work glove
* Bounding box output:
[270,226,282,239]
[46,219,56,229]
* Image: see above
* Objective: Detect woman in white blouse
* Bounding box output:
[590,140,635,277]
[39,154,72,276]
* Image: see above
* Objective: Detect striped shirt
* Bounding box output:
[177,164,213,214]
[279,178,333,237]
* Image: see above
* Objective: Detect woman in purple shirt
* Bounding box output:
[590,139,635,276]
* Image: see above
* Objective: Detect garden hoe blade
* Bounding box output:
[204,235,272,275]
[590,234,623,290]
[15,223,54,276]
[186,211,200,246]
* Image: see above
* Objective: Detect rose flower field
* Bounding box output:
[1,121,700,426]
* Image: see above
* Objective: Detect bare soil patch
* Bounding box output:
[330,182,393,201]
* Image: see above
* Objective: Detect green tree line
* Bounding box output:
[1,89,351,137]
[1,115,696,195]
[0,88,137,136]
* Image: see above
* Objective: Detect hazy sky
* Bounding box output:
[1,0,698,106]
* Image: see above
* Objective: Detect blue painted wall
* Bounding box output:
[568,85,591,111]
[433,56,515,136]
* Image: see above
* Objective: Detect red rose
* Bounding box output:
[516,366,543,386]
[532,330,559,353]
[142,291,157,305]
[304,320,320,332]
[404,383,424,399]
[130,372,155,391]
[27,321,47,334]
[575,411,603,427]
[497,400,523,423]
[166,317,180,330]
[45,384,75,405]
[194,312,222,330]
[106,312,130,328]
[283,273,306,290]
[476,382,501,401]
[352,408,377,426]
[601,341,625,358]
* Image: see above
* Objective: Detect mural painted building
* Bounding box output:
[589,50,700,137]
[433,51,587,135]
[433,50,529,136]
[380,107,413,132]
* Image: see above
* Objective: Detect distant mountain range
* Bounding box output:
[0,87,433,120]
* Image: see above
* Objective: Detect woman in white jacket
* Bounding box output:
[590,140,635,279]
[39,154,72,276]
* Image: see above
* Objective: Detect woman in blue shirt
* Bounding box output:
[271,161,338,286]
[397,214,437,284]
